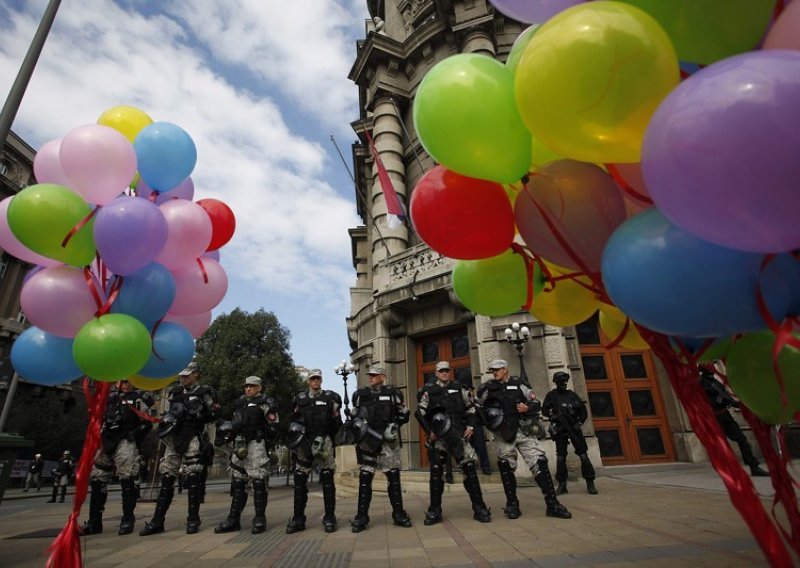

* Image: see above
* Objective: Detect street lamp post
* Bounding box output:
[334,360,356,414]
[504,322,531,382]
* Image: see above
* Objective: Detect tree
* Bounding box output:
[194,308,303,422]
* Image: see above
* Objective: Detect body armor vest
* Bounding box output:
[478,378,527,432]
[295,390,337,438]
[235,394,277,442]
[169,384,214,427]
[543,390,587,425]
[104,390,146,434]
[355,386,400,432]
[421,383,468,430]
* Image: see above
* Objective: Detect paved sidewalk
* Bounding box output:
[0,463,789,567]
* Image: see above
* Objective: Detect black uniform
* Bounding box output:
[542,372,597,495]
[47,453,74,503]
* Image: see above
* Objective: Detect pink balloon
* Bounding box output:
[607,163,653,218]
[33,139,71,187]
[764,1,800,51]
[164,310,212,338]
[168,258,227,315]
[154,200,213,268]
[60,124,137,205]
[136,177,195,205]
[0,197,60,266]
[515,160,627,272]
[21,265,99,337]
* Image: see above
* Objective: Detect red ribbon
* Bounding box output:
[510,243,536,311]
[197,257,209,284]
[47,379,111,568]
[605,163,654,206]
[61,206,100,250]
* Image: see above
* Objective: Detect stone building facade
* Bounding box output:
[343,0,755,472]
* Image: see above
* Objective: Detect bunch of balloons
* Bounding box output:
[411,0,800,425]
[3,105,235,390]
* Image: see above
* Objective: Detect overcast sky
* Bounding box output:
[0,0,371,392]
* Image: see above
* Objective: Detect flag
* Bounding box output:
[364,129,406,229]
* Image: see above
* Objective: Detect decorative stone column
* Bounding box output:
[462,29,496,56]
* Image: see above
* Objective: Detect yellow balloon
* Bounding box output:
[515,1,679,163]
[129,374,177,391]
[531,277,599,327]
[98,105,154,143]
[530,134,563,171]
[598,305,649,350]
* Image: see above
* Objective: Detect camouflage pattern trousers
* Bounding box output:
[160,435,204,476]
[230,439,270,481]
[90,439,141,482]
[494,428,547,475]
[430,436,477,467]
[293,435,335,475]
[359,441,403,474]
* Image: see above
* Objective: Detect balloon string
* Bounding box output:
[605,164,654,206]
[82,268,105,312]
[61,205,100,249]
[774,0,787,20]
[150,318,166,361]
[604,316,630,350]
[128,403,161,424]
[510,243,535,310]
[638,329,792,567]
[95,276,123,317]
[196,257,209,284]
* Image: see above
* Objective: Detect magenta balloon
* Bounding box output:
[515,160,626,271]
[136,177,195,204]
[60,124,137,205]
[490,0,585,23]
[764,1,800,51]
[94,196,168,275]
[154,200,213,268]
[20,265,99,338]
[643,50,800,253]
[33,139,71,187]
[168,258,227,315]
[164,310,212,338]
[0,197,60,266]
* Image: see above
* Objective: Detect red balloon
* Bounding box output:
[196,198,235,251]
[410,166,514,260]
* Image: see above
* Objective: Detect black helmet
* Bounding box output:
[553,371,570,383]
[430,411,452,437]
[286,421,307,450]
[484,406,504,431]
[352,417,383,455]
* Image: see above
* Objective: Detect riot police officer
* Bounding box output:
[47,450,74,503]
[542,371,598,495]
[416,361,491,525]
[215,376,279,534]
[477,359,571,520]
[83,379,154,535]
[700,366,769,477]
[140,362,220,536]
[285,369,342,534]
[349,365,413,533]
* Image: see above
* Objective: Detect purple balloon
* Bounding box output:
[20,265,99,338]
[94,196,168,275]
[490,0,585,23]
[202,249,220,262]
[643,50,800,253]
[136,177,195,204]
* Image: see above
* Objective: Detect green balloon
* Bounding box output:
[619,0,775,65]
[726,330,800,425]
[506,24,540,74]
[413,53,531,183]
[453,249,529,316]
[697,337,733,363]
[7,184,96,267]
[73,314,152,382]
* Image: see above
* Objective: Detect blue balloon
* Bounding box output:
[11,327,82,385]
[137,322,195,378]
[601,209,793,337]
[111,262,176,327]
[133,122,197,192]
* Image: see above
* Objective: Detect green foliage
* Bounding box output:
[195,308,303,422]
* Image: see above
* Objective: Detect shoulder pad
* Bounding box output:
[297,392,308,400]
[194,385,214,397]
[168,385,184,395]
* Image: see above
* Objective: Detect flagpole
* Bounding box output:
[0,0,62,149]
[389,98,428,178]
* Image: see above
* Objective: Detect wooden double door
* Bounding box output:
[576,316,676,465]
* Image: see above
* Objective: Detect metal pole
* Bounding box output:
[0,372,21,433]
[0,0,62,147]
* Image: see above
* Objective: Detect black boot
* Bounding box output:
[215,478,247,533]
[386,469,412,528]
[119,478,137,535]
[140,474,175,536]
[320,468,337,533]
[59,485,67,503]
[750,465,770,477]
[462,461,491,523]
[285,471,308,534]
[498,459,520,519]
[578,453,597,494]
[534,459,571,520]
[424,463,445,526]
[350,470,373,533]
[82,480,107,535]
[186,473,202,534]
[555,455,568,495]
[47,486,58,503]
[251,479,267,534]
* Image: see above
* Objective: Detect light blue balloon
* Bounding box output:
[601,209,793,337]
[11,327,82,385]
[137,322,195,378]
[111,262,176,327]
[133,122,197,192]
